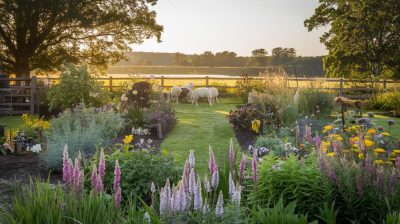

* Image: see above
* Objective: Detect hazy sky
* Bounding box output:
[132,0,328,57]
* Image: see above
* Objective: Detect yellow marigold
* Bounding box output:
[123,134,133,144]
[367,129,376,135]
[324,125,334,131]
[374,159,384,165]
[350,136,360,142]
[382,132,391,137]
[327,152,335,157]
[358,153,365,160]
[363,139,374,147]
[374,148,385,154]
[251,119,261,133]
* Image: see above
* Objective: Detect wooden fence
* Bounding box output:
[0,76,37,115]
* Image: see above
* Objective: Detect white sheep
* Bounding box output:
[170,86,182,104]
[181,82,194,91]
[210,87,219,104]
[192,87,213,106]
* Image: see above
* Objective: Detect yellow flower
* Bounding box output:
[385,161,393,165]
[374,148,385,154]
[327,152,335,157]
[363,139,374,147]
[123,134,133,144]
[367,129,376,135]
[382,132,391,137]
[251,119,261,133]
[351,144,359,149]
[331,134,343,142]
[393,150,400,154]
[323,125,334,132]
[350,136,360,142]
[358,153,365,160]
[374,160,384,165]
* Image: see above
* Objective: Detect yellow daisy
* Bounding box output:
[374,148,385,154]
[367,129,376,135]
[364,139,374,147]
[374,159,384,165]
[327,152,335,157]
[381,132,391,137]
[123,134,133,144]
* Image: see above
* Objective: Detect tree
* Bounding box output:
[0,0,163,77]
[251,48,268,66]
[305,0,400,79]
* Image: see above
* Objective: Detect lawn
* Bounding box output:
[160,97,242,174]
[369,114,400,138]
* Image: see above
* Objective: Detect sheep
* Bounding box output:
[192,87,213,106]
[179,87,192,103]
[181,82,194,91]
[210,87,219,104]
[171,86,182,104]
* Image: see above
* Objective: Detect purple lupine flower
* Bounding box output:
[159,187,167,215]
[113,160,121,192]
[164,178,171,210]
[208,146,217,175]
[229,138,235,172]
[239,153,246,180]
[62,145,70,183]
[182,160,190,193]
[204,175,211,193]
[115,186,122,208]
[189,168,196,195]
[313,133,321,151]
[229,173,236,200]
[188,150,195,168]
[215,191,224,217]
[91,164,98,191]
[193,180,203,211]
[172,186,181,212]
[211,170,219,188]
[95,174,104,193]
[180,184,188,211]
[78,169,84,194]
[98,148,106,180]
[67,159,74,185]
[232,184,242,206]
[252,149,258,182]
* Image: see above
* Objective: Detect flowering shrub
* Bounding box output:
[145,101,177,133]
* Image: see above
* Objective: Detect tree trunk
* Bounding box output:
[14,56,30,78]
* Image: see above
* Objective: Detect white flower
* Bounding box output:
[132,90,138,95]
[27,144,42,153]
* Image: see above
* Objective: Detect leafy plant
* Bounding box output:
[236,73,265,103]
[374,90,400,116]
[298,89,335,117]
[145,101,177,133]
[41,103,124,171]
[254,135,286,157]
[47,64,110,111]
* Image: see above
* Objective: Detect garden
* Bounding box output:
[0,64,400,224]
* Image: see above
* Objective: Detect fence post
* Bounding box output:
[339,78,344,96]
[109,76,113,92]
[383,79,387,90]
[161,76,164,88]
[30,76,37,114]
[206,76,209,87]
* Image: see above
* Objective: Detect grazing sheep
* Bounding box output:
[181,82,194,91]
[210,87,219,104]
[192,87,213,106]
[171,86,182,104]
[179,87,192,103]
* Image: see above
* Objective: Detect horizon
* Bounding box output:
[132,0,328,57]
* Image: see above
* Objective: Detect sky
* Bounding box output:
[132,0,329,57]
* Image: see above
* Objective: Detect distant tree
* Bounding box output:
[214,51,237,66]
[269,47,297,66]
[174,53,190,66]
[199,51,215,66]
[0,0,163,77]
[305,0,400,79]
[251,48,268,66]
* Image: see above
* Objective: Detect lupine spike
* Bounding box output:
[189,168,196,195]
[113,160,121,192]
[188,150,195,168]
[215,190,224,217]
[239,153,246,180]
[229,138,235,172]
[204,175,211,193]
[62,145,70,183]
[229,173,236,199]
[208,146,217,175]
[211,170,219,188]
[98,148,106,180]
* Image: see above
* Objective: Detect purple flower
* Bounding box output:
[189,168,196,195]
[115,187,122,208]
[193,180,203,211]
[229,173,236,200]
[215,191,224,217]
[189,150,195,168]
[62,145,70,183]
[211,170,219,188]
[98,148,106,180]
[113,160,121,192]
[313,133,321,150]
[204,175,211,193]
[208,146,218,175]
[252,149,258,182]
[239,153,246,181]
[95,174,104,193]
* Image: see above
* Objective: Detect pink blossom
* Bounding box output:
[113,160,121,192]
[91,164,98,190]
[313,133,321,150]
[208,146,218,175]
[211,170,219,188]
[115,187,122,208]
[98,148,106,180]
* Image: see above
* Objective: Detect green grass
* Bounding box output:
[368,114,400,138]
[160,97,242,174]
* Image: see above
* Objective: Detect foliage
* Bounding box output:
[145,101,177,132]
[0,180,125,224]
[91,150,180,203]
[246,154,331,220]
[236,73,265,103]
[251,198,310,224]
[126,108,146,128]
[305,0,400,78]
[298,89,335,117]
[373,90,400,115]
[0,0,163,77]
[41,103,124,171]
[254,135,286,157]
[47,64,110,111]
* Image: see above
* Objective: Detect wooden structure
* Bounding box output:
[0,76,38,115]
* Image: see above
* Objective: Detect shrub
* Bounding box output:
[91,150,180,203]
[254,135,286,156]
[41,103,124,171]
[246,154,331,220]
[47,64,110,111]
[298,89,335,117]
[374,90,400,115]
[236,73,265,103]
[126,108,146,128]
[145,101,177,133]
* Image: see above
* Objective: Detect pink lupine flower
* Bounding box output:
[305,125,312,143]
[229,173,236,199]
[113,160,121,192]
[98,148,106,180]
[215,191,224,217]
[252,149,258,182]
[229,138,235,172]
[239,153,246,180]
[313,133,321,150]
[208,146,217,174]
[188,150,195,168]
[193,181,203,211]
[211,170,219,188]
[91,164,98,190]
[95,174,104,193]
[115,186,122,208]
